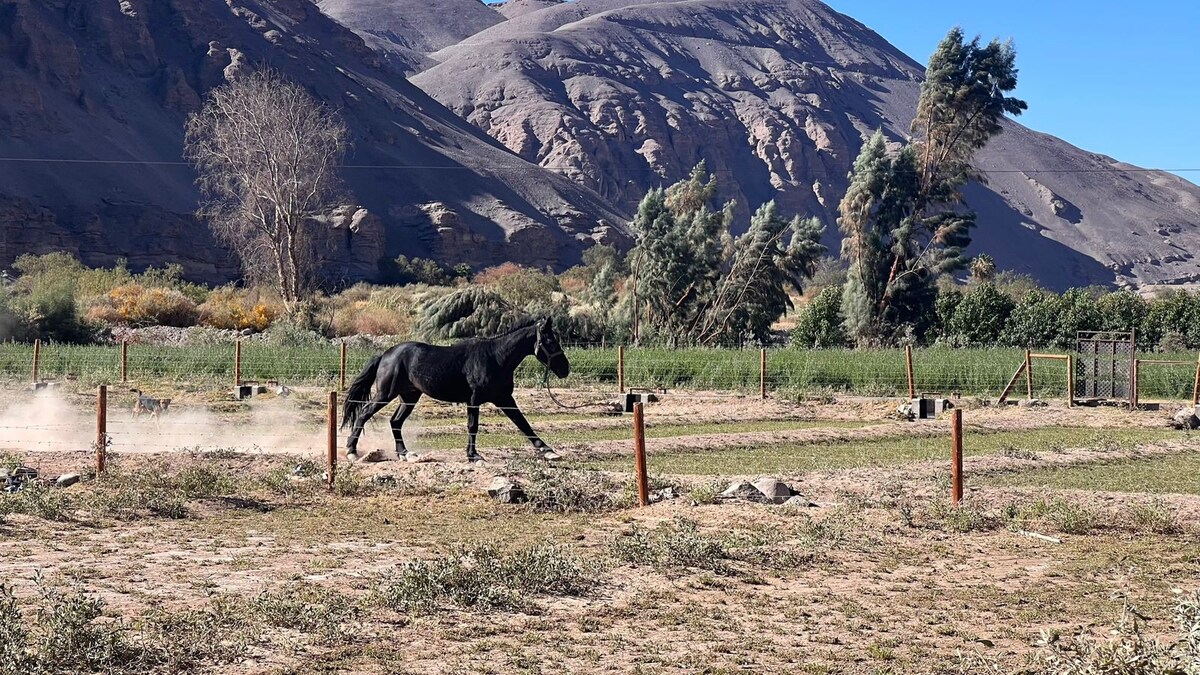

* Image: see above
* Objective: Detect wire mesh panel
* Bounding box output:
[1074,331,1134,400]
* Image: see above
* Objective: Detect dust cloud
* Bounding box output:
[0,389,422,458]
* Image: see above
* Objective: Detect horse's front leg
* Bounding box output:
[495,394,560,461]
[465,403,484,463]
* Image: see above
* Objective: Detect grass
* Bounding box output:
[372,542,595,613]
[585,427,1181,476]
[7,343,1197,399]
[987,452,1200,495]
[416,418,868,450]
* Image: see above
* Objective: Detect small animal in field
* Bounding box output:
[341,317,570,463]
[130,389,171,419]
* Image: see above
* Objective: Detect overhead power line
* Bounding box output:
[0,156,1196,175]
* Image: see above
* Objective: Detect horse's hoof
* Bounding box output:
[467,454,486,464]
[346,451,359,463]
[538,450,562,462]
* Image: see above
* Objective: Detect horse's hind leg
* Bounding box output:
[345,393,392,461]
[495,394,559,460]
[465,404,484,463]
[389,390,421,459]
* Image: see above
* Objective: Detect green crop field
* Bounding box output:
[1,342,1195,400]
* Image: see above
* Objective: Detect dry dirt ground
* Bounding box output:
[0,385,1197,674]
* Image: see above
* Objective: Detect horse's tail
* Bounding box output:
[341,354,382,430]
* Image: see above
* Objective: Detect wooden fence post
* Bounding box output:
[632,401,649,507]
[1131,359,1140,409]
[31,338,40,384]
[96,385,107,476]
[951,408,963,506]
[1192,353,1200,407]
[760,348,767,400]
[339,342,347,392]
[1024,349,1033,400]
[1067,354,1075,408]
[905,345,915,400]
[120,341,129,383]
[234,340,242,389]
[618,345,625,393]
[1129,330,1138,410]
[327,391,338,492]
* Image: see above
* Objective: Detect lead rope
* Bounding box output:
[536,341,610,411]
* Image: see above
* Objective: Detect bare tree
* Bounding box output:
[184,68,349,306]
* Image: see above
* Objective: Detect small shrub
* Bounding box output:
[374,543,594,613]
[687,478,728,505]
[791,285,848,348]
[611,518,735,575]
[509,462,627,513]
[198,287,280,331]
[1023,499,1100,535]
[86,284,199,327]
[248,584,360,644]
[1036,596,1200,674]
[1125,499,1181,535]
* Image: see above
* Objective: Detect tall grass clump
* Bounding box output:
[373,543,595,613]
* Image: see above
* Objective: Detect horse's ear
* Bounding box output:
[542,316,553,331]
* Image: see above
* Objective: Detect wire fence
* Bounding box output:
[2,342,1198,401]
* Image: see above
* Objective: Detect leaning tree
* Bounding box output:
[184,68,349,307]
[840,28,1027,343]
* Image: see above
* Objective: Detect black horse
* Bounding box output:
[341,318,570,463]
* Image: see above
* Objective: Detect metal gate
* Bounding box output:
[1074,331,1135,400]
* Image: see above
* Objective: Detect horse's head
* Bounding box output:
[534,317,570,378]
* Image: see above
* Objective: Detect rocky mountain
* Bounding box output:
[0,0,625,284]
[377,0,1200,290]
[314,0,504,73]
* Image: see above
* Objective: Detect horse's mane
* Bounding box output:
[495,318,542,336]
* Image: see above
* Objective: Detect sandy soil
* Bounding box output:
[0,386,1197,673]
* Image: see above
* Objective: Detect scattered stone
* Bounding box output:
[718,481,770,504]
[751,477,795,505]
[405,453,435,463]
[782,495,818,508]
[1172,407,1200,430]
[2,466,38,492]
[650,486,679,503]
[55,473,81,488]
[371,475,397,486]
[896,403,915,420]
[1018,398,1047,408]
[486,476,527,504]
[276,384,292,398]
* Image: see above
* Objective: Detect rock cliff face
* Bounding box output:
[0,0,625,284]
[392,0,1200,290]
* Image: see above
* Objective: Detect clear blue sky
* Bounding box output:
[825,1,1200,183]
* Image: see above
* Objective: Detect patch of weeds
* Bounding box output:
[0,481,72,522]
[611,517,736,575]
[1021,499,1100,535]
[1124,498,1181,535]
[1035,594,1200,673]
[84,467,189,520]
[333,467,374,497]
[922,498,999,533]
[0,578,255,674]
[175,465,240,499]
[247,584,361,644]
[186,446,243,460]
[374,542,595,613]
[0,452,23,475]
[1085,432,1130,453]
[508,460,627,513]
[999,445,1039,461]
